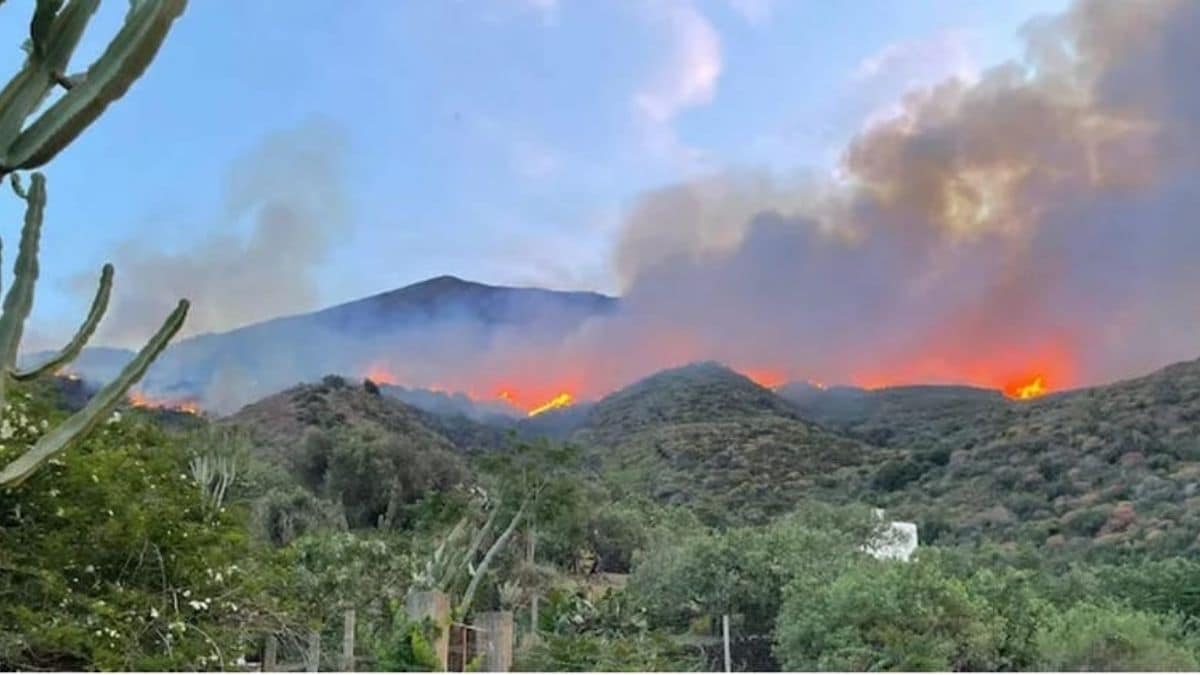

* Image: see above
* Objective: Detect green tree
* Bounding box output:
[1035,603,1199,671]
[774,555,1007,671]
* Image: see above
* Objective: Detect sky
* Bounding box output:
[0,0,1070,348]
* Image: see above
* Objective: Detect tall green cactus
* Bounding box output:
[0,0,188,176]
[0,0,190,487]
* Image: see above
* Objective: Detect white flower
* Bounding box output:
[149,607,159,619]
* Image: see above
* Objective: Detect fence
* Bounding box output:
[249,592,515,672]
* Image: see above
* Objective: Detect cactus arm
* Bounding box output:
[444,504,501,591]
[0,298,188,487]
[0,173,46,382]
[11,263,111,381]
[5,0,186,171]
[31,0,66,59]
[0,0,96,154]
[459,499,528,618]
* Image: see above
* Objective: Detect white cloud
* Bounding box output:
[632,1,723,168]
[853,29,976,86]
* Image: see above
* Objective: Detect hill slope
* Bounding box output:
[829,358,1200,558]
[572,363,894,524]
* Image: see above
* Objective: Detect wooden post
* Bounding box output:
[722,614,731,673]
[527,527,539,643]
[477,611,514,672]
[306,629,321,672]
[406,590,451,671]
[341,608,356,672]
[262,635,278,672]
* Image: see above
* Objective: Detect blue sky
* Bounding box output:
[0,0,1069,345]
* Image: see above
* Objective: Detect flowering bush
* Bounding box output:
[0,386,285,670]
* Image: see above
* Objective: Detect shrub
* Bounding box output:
[1035,603,1199,671]
[773,553,1040,671]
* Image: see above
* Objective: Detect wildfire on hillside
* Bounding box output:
[527,392,573,417]
[1005,375,1048,400]
[741,367,787,389]
[128,390,202,415]
[364,363,399,386]
[54,367,81,382]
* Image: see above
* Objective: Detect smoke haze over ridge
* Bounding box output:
[59,0,1200,413]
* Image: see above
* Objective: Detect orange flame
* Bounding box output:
[128,390,201,415]
[527,392,573,417]
[1005,375,1048,400]
[740,367,786,389]
[364,363,399,385]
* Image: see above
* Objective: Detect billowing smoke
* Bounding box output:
[86,120,349,345]
[602,0,1200,395]
[86,0,1200,414]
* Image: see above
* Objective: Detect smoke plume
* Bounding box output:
[88,120,349,345]
[604,0,1200,395]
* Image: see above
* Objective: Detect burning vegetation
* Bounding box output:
[127,390,202,415]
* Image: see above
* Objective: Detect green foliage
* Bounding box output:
[0,398,280,670]
[630,503,878,638]
[299,426,465,529]
[516,587,703,672]
[374,614,443,672]
[517,631,703,672]
[774,555,1013,671]
[1035,603,1199,671]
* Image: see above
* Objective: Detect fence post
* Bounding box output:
[263,634,278,672]
[476,611,514,672]
[722,614,731,673]
[306,629,321,672]
[341,608,356,671]
[406,590,451,671]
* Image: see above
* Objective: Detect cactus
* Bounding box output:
[0,0,190,488]
[0,0,188,175]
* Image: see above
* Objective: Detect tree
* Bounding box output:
[774,555,1008,671]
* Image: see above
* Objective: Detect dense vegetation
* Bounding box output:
[8,356,1200,670]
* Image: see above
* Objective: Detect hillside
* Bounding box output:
[839,358,1200,558]
[47,275,618,414]
[572,363,894,524]
[779,382,1011,448]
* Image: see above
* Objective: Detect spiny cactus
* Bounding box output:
[0,0,188,176]
[0,0,190,486]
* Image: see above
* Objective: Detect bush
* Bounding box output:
[773,553,1038,671]
[1035,603,1199,671]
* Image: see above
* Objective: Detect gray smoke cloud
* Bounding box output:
[86,120,349,345]
[603,0,1200,394]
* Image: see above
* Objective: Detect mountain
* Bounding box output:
[37,275,617,414]
[570,362,893,525]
